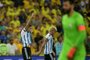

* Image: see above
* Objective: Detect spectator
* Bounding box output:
[55,35,63,56]
[12,0,24,7]
[74,0,81,12]
[0,31,8,43]
[31,14,41,26]
[13,38,22,55]
[45,0,51,5]
[34,32,43,51]
[0,21,6,31]
[33,25,42,37]
[85,0,89,10]
[18,11,27,24]
[0,0,89,56]
[51,0,61,6]
[0,2,4,8]
[41,22,49,36]
[89,0,90,9]
[56,15,63,33]
[7,38,18,55]
[86,14,90,35]
[86,36,90,55]
[10,16,20,28]
[6,28,14,40]
[0,40,8,56]
[23,0,31,9]
[80,0,86,11]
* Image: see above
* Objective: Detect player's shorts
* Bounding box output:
[44,53,55,60]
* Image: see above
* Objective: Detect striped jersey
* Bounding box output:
[21,28,32,47]
[44,33,54,54]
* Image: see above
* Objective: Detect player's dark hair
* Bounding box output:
[64,0,75,5]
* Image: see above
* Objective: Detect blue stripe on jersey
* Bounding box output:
[48,40,50,53]
[27,32,29,46]
[46,42,47,54]
[44,33,54,54]
[24,35,27,46]
[51,38,53,51]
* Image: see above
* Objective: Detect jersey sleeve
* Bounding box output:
[75,15,87,47]
[45,34,49,41]
[45,36,49,41]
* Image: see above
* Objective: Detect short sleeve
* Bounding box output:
[45,35,48,39]
[45,34,50,41]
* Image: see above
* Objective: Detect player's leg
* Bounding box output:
[27,47,32,60]
[22,47,27,60]
[23,47,31,60]
[73,45,86,60]
[58,44,71,60]
[49,53,55,60]
[58,52,68,60]
[44,54,51,60]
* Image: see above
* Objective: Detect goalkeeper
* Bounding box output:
[58,0,87,60]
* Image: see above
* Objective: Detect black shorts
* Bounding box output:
[22,47,32,60]
[44,53,55,60]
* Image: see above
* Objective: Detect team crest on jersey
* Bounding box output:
[69,23,73,28]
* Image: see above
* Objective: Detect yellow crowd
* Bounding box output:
[0,0,90,56]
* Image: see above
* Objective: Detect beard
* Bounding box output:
[63,9,71,14]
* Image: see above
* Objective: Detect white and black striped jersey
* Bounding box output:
[21,28,32,47]
[44,33,54,54]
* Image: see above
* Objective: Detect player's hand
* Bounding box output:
[52,51,56,57]
[67,48,76,59]
[28,45,31,48]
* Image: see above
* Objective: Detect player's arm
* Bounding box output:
[52,43,56,57]
[75,15,87,47]
[68,15,87,59]
[34,38,48,55]
[25,13,34,29]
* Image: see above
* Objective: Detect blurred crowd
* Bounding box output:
[0,0,90,56]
